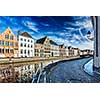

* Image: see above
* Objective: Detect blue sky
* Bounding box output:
[0,16,94,50]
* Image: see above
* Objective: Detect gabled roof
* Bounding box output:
[68,46,73,49]
[59,44,64,47]
[50,40,58,45]
[0,27,18,41]
[87,31,91,35]
[18,32,33,39]
[36,36,47,44]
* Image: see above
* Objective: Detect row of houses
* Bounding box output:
[0,27,94,58]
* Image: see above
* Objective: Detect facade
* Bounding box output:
[0,27,18,58]
[18,31,34,57]
[68,46,74,57]
[80,50,83,56]
[50,40,59,57]
[35,43,44,57]
[73,48,80,56]
[59,44,66,57]
[80,49,93,56]
[89,50,94,55]
[36,36,51,57]
[65,46,69,57]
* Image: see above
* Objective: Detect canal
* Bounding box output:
[40,57,100,83]
[0,60,54,83]
[0,57,99,83]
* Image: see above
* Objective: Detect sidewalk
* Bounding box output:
[84,59,100,81]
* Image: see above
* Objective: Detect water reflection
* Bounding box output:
[0,61,52,83]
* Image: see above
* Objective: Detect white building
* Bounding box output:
[65,46,69,57]
[50,40,59,57]
[18,31,34,57]
[73,48,80,56]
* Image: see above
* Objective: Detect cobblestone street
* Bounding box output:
[46,57,100,83]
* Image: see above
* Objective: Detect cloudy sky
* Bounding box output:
[0,16,94,50]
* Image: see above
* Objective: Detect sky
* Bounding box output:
[0,16,94,50]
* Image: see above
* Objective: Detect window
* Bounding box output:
[6,49,9,53]
[5,41,9,46]
[24,50,26,54]
[10,49,14,53]
[0,40,4,46]
[15,42,18,46]
[0,40,1,45]
[0,49,4,53]
[24,43,26,47]
[2,49,4,53]
[20,38,23,41]
[21,49,23,54]
[0,48,1,53]
[28,44,30,48]
[28,40,30,42]
[20,43,23,47]
[31,40,33,43]
[28,50,30,55]
[2,41,4,45]
[10,42,13,46]
[10,35,13,40]
[5,34,9,39]
[31,45,33,48]
[24,39,26,42]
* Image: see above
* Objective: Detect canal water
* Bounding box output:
[0,60,54,83]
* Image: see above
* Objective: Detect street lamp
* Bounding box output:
[87,31,94,41]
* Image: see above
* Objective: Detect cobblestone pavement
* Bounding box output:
[46,57,100,83]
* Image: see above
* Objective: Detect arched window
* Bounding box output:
[20,43,23,47]
[24,50,26,54]
[28,50,30,55]
[24,44,26,47]
[21,49,23,54]
[28,44,30,48]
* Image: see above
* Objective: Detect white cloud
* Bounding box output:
[75,19,93,29]
[22,20,39,32]
[73,34,81,39]
[49,36,71,46]
[76,40,94,50]
[60,32,65,36]
[40,23,50,26]
[64,18,93,32]
[70,39,76,43]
